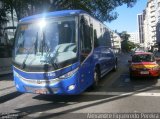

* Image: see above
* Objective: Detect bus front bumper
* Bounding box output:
[14,72,81,95]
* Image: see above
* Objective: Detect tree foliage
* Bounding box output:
[119,31,130,41]
[119,31,137,52]
[0,0,137,22]
[0,1,9,26]
[1,0,30,20]
[49,0,137,22]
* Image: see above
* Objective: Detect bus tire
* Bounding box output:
[92,69,100,88]
[112,60,117,72]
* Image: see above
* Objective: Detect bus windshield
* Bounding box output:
[13,17,78,70]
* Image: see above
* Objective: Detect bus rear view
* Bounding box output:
[13,10,117,95]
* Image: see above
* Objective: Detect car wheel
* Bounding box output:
[129,72,134,80]
[154,76,159,80]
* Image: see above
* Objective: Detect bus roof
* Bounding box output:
[20,10,87,22]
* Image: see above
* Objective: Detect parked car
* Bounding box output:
[129,52,160,79]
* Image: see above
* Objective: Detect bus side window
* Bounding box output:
[94,29,98,48]
[90,24,93,47]
[80,15,92,61]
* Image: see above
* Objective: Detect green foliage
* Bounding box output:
[49,0,137,22]
[0,1,9,25]
[119,31,138,52]
[118,31,130,41]
[0,0,137,22]
[1,0,31,20]
[121,40,137,52]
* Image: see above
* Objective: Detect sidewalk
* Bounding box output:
[0,74,17,97]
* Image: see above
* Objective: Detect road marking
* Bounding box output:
[28,86,159,115]
[118,84,125,87]
[83,92,160,97]
[124,78,130,83]
[134,92,160,96]
[0,86,15,91]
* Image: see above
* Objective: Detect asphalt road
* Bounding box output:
[1,53,160,119]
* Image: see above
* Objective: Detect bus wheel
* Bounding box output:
[112,61,117,71]
[92,69,100,88]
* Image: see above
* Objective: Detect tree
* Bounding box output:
[119,31,130,41]
[2,0,30,20]
[0,1,9,25]
[119,31,137,52]
[1,0,137,22]
[49,0,137,22]
[0,1,9,36]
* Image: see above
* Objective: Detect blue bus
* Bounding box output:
[13,10,117,95]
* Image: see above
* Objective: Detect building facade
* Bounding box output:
[111,32,121,53]
[128,32,140,44]
[139,0,160,50]
[138,13,144,44]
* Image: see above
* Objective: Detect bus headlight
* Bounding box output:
[59,67,78,79]
[68,85,75,91]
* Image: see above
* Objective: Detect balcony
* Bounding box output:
[151,13,156,17]
[151,20,156,23]
[150,8,155,13]
[150,4,154,8]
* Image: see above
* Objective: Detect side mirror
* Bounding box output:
[155,58,160,62]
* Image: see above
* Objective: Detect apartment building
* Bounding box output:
[138,13,144,44]
[139,0,160,50]
[111,32,121,53]
[128,32,140,44]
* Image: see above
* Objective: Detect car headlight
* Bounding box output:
[152,66,160,70]
[59,67,79,79]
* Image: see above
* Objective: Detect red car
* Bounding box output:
[129,52,160,79]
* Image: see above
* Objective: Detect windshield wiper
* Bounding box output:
[21,34,38,69]
[21,48,31,69]
[40,52,59,69]
[39,34,59,69]
[34,32,38,55]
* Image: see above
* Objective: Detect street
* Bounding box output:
[1,53,160,119]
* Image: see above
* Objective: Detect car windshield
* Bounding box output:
[132,54,155,62]
[13,17,78,69]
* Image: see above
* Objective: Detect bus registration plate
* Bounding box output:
[25,86,58,94]
[35,89,48,94]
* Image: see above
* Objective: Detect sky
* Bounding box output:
[106,0,147,33]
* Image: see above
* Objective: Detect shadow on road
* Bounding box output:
[13,53,160,118]
[0,73,13,81]
[14,85,159,119]
[0,91,22,104]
